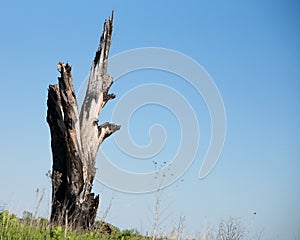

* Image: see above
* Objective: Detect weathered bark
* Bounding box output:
[46,12,119,229]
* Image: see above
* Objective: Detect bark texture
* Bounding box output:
[46,12,119,229]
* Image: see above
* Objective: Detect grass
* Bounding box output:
[1,210,264,240]
[0,210,145,240]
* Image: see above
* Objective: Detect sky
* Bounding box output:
[0,1,299,239]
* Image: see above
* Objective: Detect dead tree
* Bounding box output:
[217,218,244,240]
[46,12,120,229]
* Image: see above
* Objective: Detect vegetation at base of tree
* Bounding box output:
[1,210,263,240]
[0,210,144,240]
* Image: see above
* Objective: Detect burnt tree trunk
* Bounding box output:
[46,12,119,229]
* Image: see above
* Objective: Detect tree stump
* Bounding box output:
[46,11,120,229]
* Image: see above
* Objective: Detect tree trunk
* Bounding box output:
[46,12,119,229]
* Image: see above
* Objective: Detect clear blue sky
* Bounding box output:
[0,1,299,239]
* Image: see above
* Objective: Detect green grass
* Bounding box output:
[0,211,145,240]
